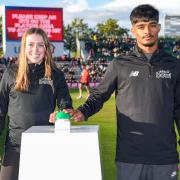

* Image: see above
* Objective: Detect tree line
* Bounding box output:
[0,16,128,57]
[64,18,129,53]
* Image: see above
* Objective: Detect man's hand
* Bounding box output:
[71,109,85,122]
[64,109,85,122]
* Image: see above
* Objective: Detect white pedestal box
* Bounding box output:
[18,125,102,180]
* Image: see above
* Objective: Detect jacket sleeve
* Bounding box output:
[56,70,73,110]
[78,60,117,119]
[0,69,10,135]
[174,66,180,141]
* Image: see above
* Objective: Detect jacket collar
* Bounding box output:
[28,62,45,72]
[132,45,170,63]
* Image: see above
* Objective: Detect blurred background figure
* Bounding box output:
[77,63,90,99]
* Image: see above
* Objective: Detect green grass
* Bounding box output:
[0,89,180,179]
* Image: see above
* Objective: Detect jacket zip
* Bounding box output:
[147,63,153,78]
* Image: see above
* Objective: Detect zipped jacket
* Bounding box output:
[78,47,180,164]
[0,63,72,151]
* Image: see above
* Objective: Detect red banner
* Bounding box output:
[5,7,63,41]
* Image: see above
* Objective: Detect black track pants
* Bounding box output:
[0,150,20,180]
[116,162,178,180]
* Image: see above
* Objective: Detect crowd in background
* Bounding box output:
[0,57,18,80]
[0,37,180,84]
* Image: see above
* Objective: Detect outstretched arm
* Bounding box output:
[174,69,180,141]
[76,60,118,120]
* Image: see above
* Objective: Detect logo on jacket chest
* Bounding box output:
[39,77,53,85]
[39,77,55,92]
[156,70,171,79]
[129,71,139,77]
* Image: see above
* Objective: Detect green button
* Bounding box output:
[56,111,71,120]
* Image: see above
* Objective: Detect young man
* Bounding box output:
[62,4,180,180]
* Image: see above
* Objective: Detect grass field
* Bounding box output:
[0,88,180,179]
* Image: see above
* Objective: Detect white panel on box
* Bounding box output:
[19,125,102,180]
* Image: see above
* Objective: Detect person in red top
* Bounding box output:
[77,63,90,99]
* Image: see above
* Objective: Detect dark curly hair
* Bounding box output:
[130,4,159,24]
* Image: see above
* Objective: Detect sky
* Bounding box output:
[1,0,180,35]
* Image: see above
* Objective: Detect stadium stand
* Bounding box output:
[0,37,180,85]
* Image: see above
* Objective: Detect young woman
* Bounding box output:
[0,27,72,180]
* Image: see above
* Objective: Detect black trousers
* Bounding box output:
[0,150,20,180]
[116,162,178,180]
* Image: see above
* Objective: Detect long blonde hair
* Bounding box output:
[15,28,55,91]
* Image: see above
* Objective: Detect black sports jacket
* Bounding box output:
[78,47,180,164]
[0,63,72,151]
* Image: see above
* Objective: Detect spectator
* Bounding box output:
[77,63,90,99]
